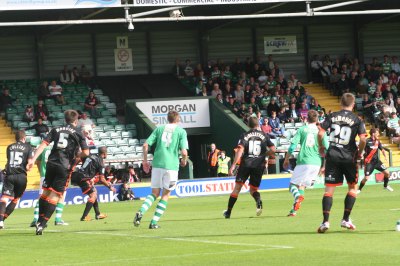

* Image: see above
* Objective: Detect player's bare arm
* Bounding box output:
[98,175,116,193]
[229,145,243,176]
[180,149,188,167]
[142,142,150,173]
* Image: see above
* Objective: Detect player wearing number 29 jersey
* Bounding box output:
[317,93,367,234]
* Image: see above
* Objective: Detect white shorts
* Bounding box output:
[151,168,179,191]
[290,165,321,187]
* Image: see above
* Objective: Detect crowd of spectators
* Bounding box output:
[174,56,325,138]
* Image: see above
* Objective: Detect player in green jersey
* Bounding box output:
[30,143,68,227]
[283,110,328,216]
[133,111,188,229]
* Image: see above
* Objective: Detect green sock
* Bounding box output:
[299,189,305,196]
[139,194,156,214]
[55,202,65,222]
[289,184,300,200]
[33,201,39,222]
[150,199,168,225]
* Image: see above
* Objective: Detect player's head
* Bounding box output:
[370,128,379,139]
[98,146,108,159]
[248,116,259,129]
[64,110,80,126]
[307,110,319,124]
[15,130,26,143]
[167,110,180,124]
[340,93,355,109]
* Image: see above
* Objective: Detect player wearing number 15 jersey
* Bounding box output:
[0,130,34,229]
[29,110,89,235]
[317,93,366,233]
[223,117,275,219]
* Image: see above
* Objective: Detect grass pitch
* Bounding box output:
[1,184,400,266]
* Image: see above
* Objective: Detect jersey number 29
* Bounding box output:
[330,124,351,145]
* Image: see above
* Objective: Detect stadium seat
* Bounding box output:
[30,136,42,147]
[115,138,128,147]
[128,138,139,146]
[126,124,136,131]
[295,122,305,128]
[114,124,125,132]
[101,110,112,118]
[96,118,108,125]
[110,131,121,139]
[104,139,116,147]
[107,117,118,126]
[103,125,114,132]
[93,127,104,134]
[121,131,133,139]
[18,122,29,130]
[139,139,146,144]
[98,132,111,140]
[51,120,64,127]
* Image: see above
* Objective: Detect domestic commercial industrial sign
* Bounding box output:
[264,36,297,54]
[0,0,122,10]
[133,0,316,7]
[136,99,210,128]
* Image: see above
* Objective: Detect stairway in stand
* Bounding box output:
[305,83,400,167]
[0,116,40,189]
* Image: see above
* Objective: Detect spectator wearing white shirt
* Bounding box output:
[391,56,400,74]
[48,80,65,105]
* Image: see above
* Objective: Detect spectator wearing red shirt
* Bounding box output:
[84,91,100,118]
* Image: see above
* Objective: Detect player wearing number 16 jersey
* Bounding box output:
[223,116,275,219]
[29,110,89,235]
[317,93,366,233]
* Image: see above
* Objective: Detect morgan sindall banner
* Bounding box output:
[0,0,122,10]
[133,0,320,7]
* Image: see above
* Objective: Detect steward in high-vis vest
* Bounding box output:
[217,151,231,177]
[207,143,220,177]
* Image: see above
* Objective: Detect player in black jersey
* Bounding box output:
[71,147,116,221]
[29,110,89,235]
[0,130,34,229]
[317,93,367,233]
[358,128,392,193]
[223,116,275,218]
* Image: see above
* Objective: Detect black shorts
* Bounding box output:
[365,160,387,176]
[71,172,95,195]
[2,174,27,199]
[43,163,71,195]
[325,160,358,186]
[235,166,264,188]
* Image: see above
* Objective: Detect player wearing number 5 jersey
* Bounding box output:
[29,110,89,235]
[0,130,34,229]
[317,93,367,233]
[223,116,276,219]
[134,111,188,229]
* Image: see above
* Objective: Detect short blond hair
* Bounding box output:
[340,93,355,108]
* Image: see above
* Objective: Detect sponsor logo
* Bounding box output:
[376,170,400,183]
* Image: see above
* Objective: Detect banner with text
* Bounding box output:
[264,36,297,54]
[0,0,121,10]
[133,0,311,7]
[114,48,133,72]
[136,99,210,128]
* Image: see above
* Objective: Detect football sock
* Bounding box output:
[139,194,156,214]
[93,200,100,216]
[359,179,367,191]
[322,193,333,223]
[0,201,6,222]
[150,200,168,225]
[37,197,49,225]
[289,184,300,200]
[82,198,95,218]
[55,202,65,222]
[299,189,305,196]
[4,199,18,219]
[343,192,357,222]
[227,193,238,213]
[251,191,261,203]
[33,201,39,221]
[41,200,57,227]
[383,177,389,188]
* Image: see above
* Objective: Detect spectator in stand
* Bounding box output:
[269,111,285,137]
[38,81,51,100]
[225,97,240,115]
[387,112,400,137]
[195,80,205,95]
[172,59,184,79]
[362,94,377,124]
[320,61,332,86]
[194,63,203,78]
[300,88,312,106]
[348,71,359,92]
[294,81,305,95]
[126,165,141,183]
[72,67,80,84]
[273,63,284,78]
[260,117,273,136]
[223,84,234,98]
[311,55,323,83]
[298,101,309,121]
[34,100,50,121]
[266,75,276,92]
[211,65,221,80]
[211,83,222,97]
[396,97,400,115]
[60,65,75,85]
[84,91,100,118]
[29,118,49,139]
[277,107,289,123]
[267,54,275,72]
[197,85,209,97]
[231,57,243,77]
[337,73,349,95]
[237,103,248,119]
[267,98,280,117]
[77,113,95,131]
[258,70,268,87]
[276,74,288,90]
[286,102,300,123]
[80,65,93,85]
[249,97,260,113]
[288,74,298,88]
[0,88,16,111]
[184,59,194,79]
[382,55,392,75]
[310,98,324,112]
[23,105,35,123]
[196,70,208,84]
[243,85,253,104]
[223,65,233,80]
[329,67,341,95]
[332,58,341,70]
[216,93,224,104]
[48,80,65,105]
[207,143,220,177]
[391,56,400,74]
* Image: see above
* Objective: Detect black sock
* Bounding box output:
[251,191,261,203]
[5,201,17,219]
[227,195,238,213]
[343,193,356,222]
[37,198,49,225]
[383,177,389,188]
[93,200,100,216]
[0,202,6,222]
[82,201,94,218]
[322,194,333,223]
[359,179,367,191]
[41,202,57,227]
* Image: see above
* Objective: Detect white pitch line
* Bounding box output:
[5,228,62,233]
[389,208,400,211]
[57,248,281,266]
[75,231,293,249]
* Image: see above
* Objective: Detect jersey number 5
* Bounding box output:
[57,133,68,149]
[330,124,351,145]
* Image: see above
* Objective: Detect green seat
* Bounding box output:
[107,117,118,126]
[61,105,73,111]
[54,112,65,120]
[114,124,125,132]
[17,122,29,130]
[52,120,64,127]
[30,136,42,147]
[101,110,112,118]
[96,118,108,125]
